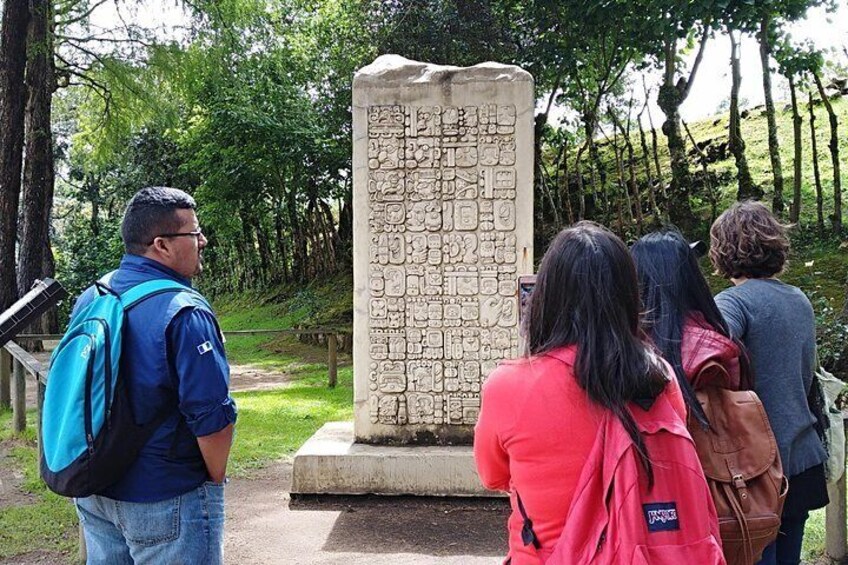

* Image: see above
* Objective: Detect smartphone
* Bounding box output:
[518,275,537,323]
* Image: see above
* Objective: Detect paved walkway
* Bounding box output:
[225,461,509,564]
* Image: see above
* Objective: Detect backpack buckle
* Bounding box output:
[732,473,751,512]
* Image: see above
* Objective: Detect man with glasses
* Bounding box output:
[71,186,236,564]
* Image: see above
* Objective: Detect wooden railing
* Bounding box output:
[1,343,47,437]
[15,327,351,388]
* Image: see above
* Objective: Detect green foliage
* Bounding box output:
[366,0,519,67]
[53,212,124,325]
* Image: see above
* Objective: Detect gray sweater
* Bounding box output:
[716,278,826,477]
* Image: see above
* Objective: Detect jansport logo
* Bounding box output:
[642,502,680,532]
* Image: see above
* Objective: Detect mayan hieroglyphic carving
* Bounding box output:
[366,103,522,427]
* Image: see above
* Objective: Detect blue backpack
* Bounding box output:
[40,277,201,497]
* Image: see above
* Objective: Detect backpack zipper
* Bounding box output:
[82,335,96,455]
[90,318,113,429]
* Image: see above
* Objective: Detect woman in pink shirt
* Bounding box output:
[474,222,688,564]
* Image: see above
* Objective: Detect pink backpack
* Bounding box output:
[517,386,726,564]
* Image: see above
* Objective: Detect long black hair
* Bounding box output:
[525,222,668,487]
[631,230,752,427]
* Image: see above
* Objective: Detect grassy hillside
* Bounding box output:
[594,96,848,227]
[686,96,847,224]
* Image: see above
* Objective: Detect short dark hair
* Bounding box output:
[709,201,789,279]
[121,187,197,254]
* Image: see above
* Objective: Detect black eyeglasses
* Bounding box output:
[147,229,203,246]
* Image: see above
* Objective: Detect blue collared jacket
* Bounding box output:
[73,254,237,502]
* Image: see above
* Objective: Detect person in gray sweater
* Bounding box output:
[710,201,828,565]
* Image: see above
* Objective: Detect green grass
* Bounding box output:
[229,365,353,474]
[0,410,79,562]
[215,272,353,370]
[803,507,826,562]
[215,272,353,332]
[215,296,355,474]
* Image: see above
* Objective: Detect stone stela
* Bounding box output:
[353,56,534,446]
[291,56,532,496]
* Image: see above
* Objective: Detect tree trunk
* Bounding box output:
[582,108,605,220]
[18,0,55,304]
[254,216,272,285]
[643,77,667,202]
[273,205,290,283]
[683,119,718,223]
[562,140,574,224]
[0,0,30,312]
[574,143,587,220]
[658,84,697,233]
[286,188,306,281]
[42,240,58,333]
[638,107,660,220]
[789,75,803,223]
[758,16,784,214]
[729,32,759,201]
[813,72,842,233]
[611,109,643,232]
[808,92,825,233]
[337,177,352,250]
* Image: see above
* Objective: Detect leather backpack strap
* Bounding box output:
[692,359,732,390]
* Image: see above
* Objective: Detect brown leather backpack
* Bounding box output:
[688,377,789,565]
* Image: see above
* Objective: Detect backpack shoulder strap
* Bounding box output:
[119,279,197,311]
[691,359,733,390]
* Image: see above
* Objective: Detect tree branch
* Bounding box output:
[56,0,108,26]
[682,23,711,99]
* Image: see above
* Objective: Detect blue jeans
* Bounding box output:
[74,482,225,565]
[756,511,809,565]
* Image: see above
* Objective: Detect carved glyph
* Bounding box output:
[366,103,522,427]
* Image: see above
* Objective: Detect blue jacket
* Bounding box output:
[73,254,237,502]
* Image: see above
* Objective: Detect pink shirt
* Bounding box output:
[473,345,686,564]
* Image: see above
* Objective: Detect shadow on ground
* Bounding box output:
[290,495,510,557]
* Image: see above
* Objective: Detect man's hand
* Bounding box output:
[197,423,234,484]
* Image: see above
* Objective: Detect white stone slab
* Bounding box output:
[291,422,499,496]
[353,55,534,445]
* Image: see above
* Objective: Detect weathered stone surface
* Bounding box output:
[352,55,534,445]
[291,422,500,496]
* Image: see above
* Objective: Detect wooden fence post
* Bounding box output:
[0,348,10,410]
[12,360,26,434]
[36,379,46,470]
[328,334,338,388]
[79,525,87,563]
[825,415,848,561]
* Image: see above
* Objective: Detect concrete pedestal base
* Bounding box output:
[291,422,498,497]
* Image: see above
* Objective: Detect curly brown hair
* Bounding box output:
[709,201,789,279]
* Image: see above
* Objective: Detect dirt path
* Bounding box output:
[0,443,35,509]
